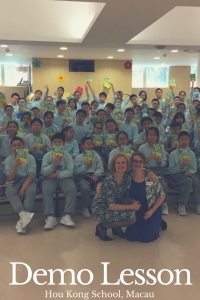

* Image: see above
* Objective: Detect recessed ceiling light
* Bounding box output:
[60,47,68,50]
[107,56,113,58]
[6,53,13,56]
[154,57,160,59]
[57,55,64,58]
[161,63,166,66]
[117,49,124,52]
[1,45,8,48]
[171,50,178,52]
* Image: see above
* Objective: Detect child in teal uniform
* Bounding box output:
[13,98,27,120]
[89,121,106,168]
[104,103,115,120]
[87,81,107,109]
[152,111,165,144]
[74,84,90,110]
[41,132,77,229]
[0,105,17,129]
[138,126,169,215]
[164,122,181,155]
[102,119,119,160]
[169,131,200,216]
[41,111,59,138]
[20,112,32,135]
[53,99,69,131]
[27,86,49,110]
[69,109,90,148]
[74,137,104,218]
[135,117,153,148]
[52,86,64,102]
[5,137,37,234]
[61,126,80,159]
[81,102,93,130]
[118,108,138,151]
[68,98,77,123]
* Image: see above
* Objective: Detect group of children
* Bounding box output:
[1,80,200,234]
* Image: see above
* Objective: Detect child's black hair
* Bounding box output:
[155,88,163,93]
[81,136,93,145]
[11,136,24,145]
[173,112,185,123]
[4,104,13,111]
[105,119,119,132]
[44,111,54,119]
[31,106,40,111]
[81,102,90,108]
[93,121,103,129]
[76,109,86,116]
[139,90,147,101]
[133,104,142,111]
[179,91,186,96]
[35,90,42,95]
[141,117,153,126]
[116,131,128,141]
[170,121,182,129]
[99,92,107,98]
[125,107,134,114]
[68,98,77,110]
[174,96,181,101]
[153,111,163,119]
[194,87,200,93]
[146,126,159,143]
[11,93,20,99]
[91,100,98,107]
[193,99,200,104]
[105,103,115,110]
[56,99,66,107]
[96,109,106,116]
[114,98,122,104]
[147,108,156,114]
[178,131,190,139]
[130,94,137,99]
[30,117,43,126]
[21,111,31,121]
[197,108,200,115]
[74,91,81,96]
[177,102,186,110]
[57,86,64,92]
[51,132,65,143]
[7,120,18,129]
[17,97,26,104]
[151,98,159,104]
[45,96,53,102]
[61,126,73,135]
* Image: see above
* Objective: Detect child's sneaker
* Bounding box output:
[178,205,187,216]
[19,211,34,228]
[81,207,91,219]
[60,214,75,227]
[196,204,200,215]
[44,216,57,230]
[15,220,27,234]
[162,203,169,215]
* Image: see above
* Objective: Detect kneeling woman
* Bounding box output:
[126,152,165,243]
[91,153,141,241]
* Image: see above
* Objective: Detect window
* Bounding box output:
[4,64,29,86]
[132,65,169,88]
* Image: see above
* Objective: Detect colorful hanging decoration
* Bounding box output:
[75,86,84,95]
[124,61,132,69]
[33,59,41,68]
[57,74,65,82]
[104,78,111,89]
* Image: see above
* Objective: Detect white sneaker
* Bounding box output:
[15,220,27,234]
[44,216,57,230]
[162,203,169,215]
[81,207,91,218]
[178,205,187,216]
[60,215,75,227]
[19,211,34,228]
[196,204,200,215]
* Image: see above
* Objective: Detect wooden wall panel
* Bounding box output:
[0,86,27,103]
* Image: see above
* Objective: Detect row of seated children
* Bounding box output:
[3,133,104,234]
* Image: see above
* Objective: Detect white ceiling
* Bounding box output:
[127,7,200,45]
[0,0,105,43]
[1,0,200,66]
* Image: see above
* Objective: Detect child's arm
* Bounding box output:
[79,85,90,105]
[18,175,34,199]
[87,82,99,103]
[41,154,57,177]
[94,155,104,177]
[187,152,197,174]
[56,155,74,179]
[189,80,194,99]
[74,156,89,175]
[40,85,49,103]
[5,157,22,181]
[169,85,175,99]
[132,124,139,145]
[43,135,53,152]
[110,81,116,95]
[0,107,5,121]
[72,140,80,158]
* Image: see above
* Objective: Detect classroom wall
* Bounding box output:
[32,59,191,106]
[0,86,27,103]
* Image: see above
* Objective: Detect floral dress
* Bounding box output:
[91,172,136,223]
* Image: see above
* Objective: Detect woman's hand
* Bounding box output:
[143,209,154,220]
[132,201,141,211]
[146,171,158,182]
[96,183,102,194]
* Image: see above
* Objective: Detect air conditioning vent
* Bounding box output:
[185,50,200,53]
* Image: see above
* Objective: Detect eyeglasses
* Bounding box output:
[116,161,126,164]
[132,159,144,164]
[95,127,102,130]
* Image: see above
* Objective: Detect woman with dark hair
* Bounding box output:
[138,126,169,215]
[139,90,148,116]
